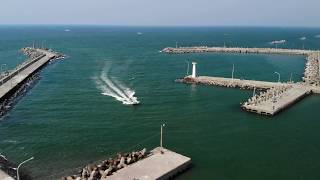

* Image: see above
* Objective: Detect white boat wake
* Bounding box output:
[270,40,286,45]
[94,64,140,105]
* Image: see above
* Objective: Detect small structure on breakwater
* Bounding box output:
[0,47,65,117]
[165,46,320,116]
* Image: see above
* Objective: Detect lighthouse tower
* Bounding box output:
[191,62,197,78]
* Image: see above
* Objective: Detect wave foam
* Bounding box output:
[94,63,139,105]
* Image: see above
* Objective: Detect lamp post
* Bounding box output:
[16,157,34,180]
[231,63,235,80]
[185,60,190,76]
[1,64,6,85]
[318,52,320,81]
[1,64,6,74]
[160,124,165,148]
[274,72,281,83]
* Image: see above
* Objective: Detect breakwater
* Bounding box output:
[162,46,314,55]
[62,148,148,180]
[179,76,315,116]
[242,85,311,116]
[0,47,64,117]
[177,76,283,90]
[0,73,40,117]
[63,147,191,180]
[303,52,320,85]
[169,46,320,116]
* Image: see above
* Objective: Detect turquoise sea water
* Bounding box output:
[0,26,320,179]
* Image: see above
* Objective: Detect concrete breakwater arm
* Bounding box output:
[179,76,285,90]
[0,47,64,117]
[62,147,191,180]
[169,46,319,116]
[303,52,320,86]
[0,48,61,100]
[162,46,315,55]
[242,85,311,116]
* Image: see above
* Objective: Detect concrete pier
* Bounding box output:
[109,147,191,180]
[63,147,191,180]
[0,47,63,116]
[0,48,61,100]
[242,85,311,116]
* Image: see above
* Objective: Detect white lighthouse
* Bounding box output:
[191,62,197,78]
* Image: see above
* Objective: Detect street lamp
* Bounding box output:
[1,64,7,85]
[253,85,256,96]
[274,72,281,83]
[1,64,6,74]
[231,63,235,80]
[16,157,34,180]
[185,60,190,76]
[160,124,165,148]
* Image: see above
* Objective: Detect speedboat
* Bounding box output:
[123,90,140,105]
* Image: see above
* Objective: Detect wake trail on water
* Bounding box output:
[94,64,139,105]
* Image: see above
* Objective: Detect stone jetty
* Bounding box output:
[0,47,64,117]
[167,46,320,116]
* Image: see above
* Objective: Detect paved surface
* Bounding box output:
[0,49,57,100]
[0,170,14,180]
[109,147,191,180]
[242,86,311,115]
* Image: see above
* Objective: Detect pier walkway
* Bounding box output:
[0,48,60,100]
[109,147,191,180]
[242,85,311,116]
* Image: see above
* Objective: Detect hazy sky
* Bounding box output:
[0,0,319,27]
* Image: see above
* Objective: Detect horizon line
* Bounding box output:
[0,24,320,29]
